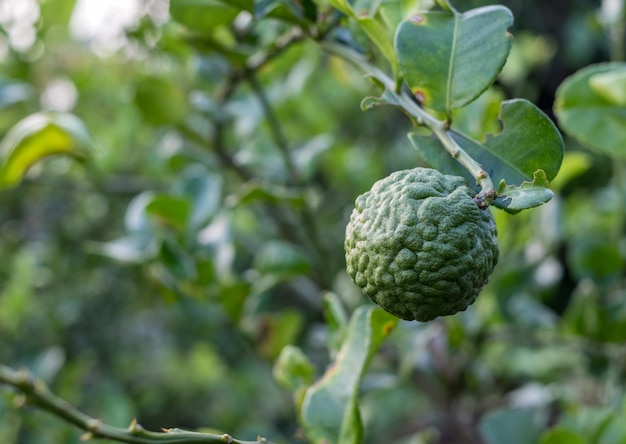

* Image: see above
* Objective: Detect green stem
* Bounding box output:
[319,41,496,208]
[0,365,274,444]
[246,72,301,184]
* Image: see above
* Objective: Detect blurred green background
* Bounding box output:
[2,0,626,443]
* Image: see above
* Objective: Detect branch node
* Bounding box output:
[222,433,234,443]
[129,418,144,434]
[87,419,102,432]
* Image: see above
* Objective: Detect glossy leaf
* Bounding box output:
[411,99,563,211]
[300,306,397,444]
[555,62,626,158]
[0,112,91,189]
[395,2,512,113]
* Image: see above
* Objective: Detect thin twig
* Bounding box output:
[319,41,497,208]
[0,364,274,444]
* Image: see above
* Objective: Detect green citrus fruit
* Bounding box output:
[345,168,499,322]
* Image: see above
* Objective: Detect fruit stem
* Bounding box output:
[320,41,496,208]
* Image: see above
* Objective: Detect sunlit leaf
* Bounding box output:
[0,112,91,189]
[395,2,512,113]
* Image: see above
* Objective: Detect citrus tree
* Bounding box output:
[2,0,626,443]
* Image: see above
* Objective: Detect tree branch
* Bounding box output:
[0,364,275,444]
[319,41,496,209]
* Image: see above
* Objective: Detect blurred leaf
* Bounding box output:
[0,112,91,189]
[357,16,399,77]
[229,182,305,207]
[255,0,314,23]
[273,345,315,391]
[146,195,191,232]
[394,3,512,113]
[159,238,198,281]
[88,234,159,263]
[254,240,311,276]
[548,151,592,191]
[569,242,624,283]
[323,292,348,359]
[300,306,397,444]
[380,0,420,32]
[540,428,586,444]
[125,191,156,233]
[479,408,542,444]
[134,77,188,126]
[174,165,223,231]
[555,62,626,158]
[256,311,304,358]
[589,69,626,106]
[170,0,245,33]
[39,0,77,28]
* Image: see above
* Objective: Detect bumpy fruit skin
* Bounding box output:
[345,168,499,322]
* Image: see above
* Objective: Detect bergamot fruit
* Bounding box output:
[345,168,499,322]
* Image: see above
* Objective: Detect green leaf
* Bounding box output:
[300,306,397,444]
[169,0,245,33]
[540,428,586,444]
[323,292,348,359]
[327,0,353,15]
[479,408,542,444]
[394,4,512,113]
[87,234,159,263]
[253,240,311,276]
[134,76,187,126]
[273,345,315,391]
[554,62,626,158]
[173,165,222,231]
[411,99,563,192]
[146,195,191,232]
[255,0,314,23]
[357,16,399,77]
[0,112,91,189]
[494,170,554,213]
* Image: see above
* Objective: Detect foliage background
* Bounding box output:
[1,0,626,443]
